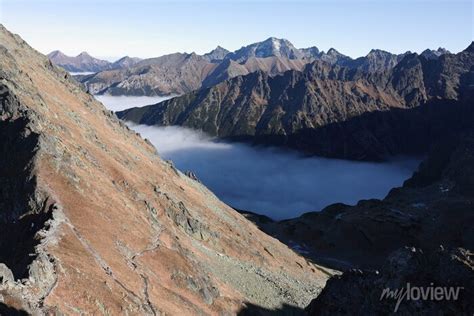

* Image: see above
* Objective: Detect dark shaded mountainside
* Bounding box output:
[75,37,438,97]
[238,130,474,315]
[118,43,474,161]
[306,132,474,314]
[0,25,333,314]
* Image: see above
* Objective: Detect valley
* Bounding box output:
[102,110,419,219]
[0,0,472,313]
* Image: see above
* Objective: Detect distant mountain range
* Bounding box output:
[47,50,141,72]
[117,42,474,161]
[48,37,450,96]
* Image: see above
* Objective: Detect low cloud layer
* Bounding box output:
[95,95,420,220]
[95,95,173,112]
[131,124,420,220]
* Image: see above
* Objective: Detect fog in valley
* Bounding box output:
[97,96,420,220]
[131,124,419,220]
[94,95,174,112]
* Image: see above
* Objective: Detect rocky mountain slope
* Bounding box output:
[0,25,333,314]
[83,52,218,96]
[307,247,473,315]
[111,56,142,69]
[118,43,473,160]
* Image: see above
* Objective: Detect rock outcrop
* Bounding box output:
[0,25,332,314]
[307,247,473,315]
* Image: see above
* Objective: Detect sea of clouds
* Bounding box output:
[131,124,419,220]
[94,95,173,112]
[97,95,420,220]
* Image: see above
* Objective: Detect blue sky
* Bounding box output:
[0,0,472,61]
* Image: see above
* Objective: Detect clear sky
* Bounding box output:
[0,0,472,61]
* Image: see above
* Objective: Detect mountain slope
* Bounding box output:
[0,25,331,314]
[118,44,474,160]
[111,56,142,69]
[83,52,218,95]
[202,56,309,87]
[118,67,402,138]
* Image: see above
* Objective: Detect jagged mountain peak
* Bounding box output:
[421,47,450,60]
[326,48,340,54]
[78,51,91,57]
[260,37,298,53]
[367,49,393,56]
[203,46,230,62]
[206,45,229,55]
[226,37,303,62]
[262,36,292,44]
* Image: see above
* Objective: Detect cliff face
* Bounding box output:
[0,25,332,314]
[117,45,474,160]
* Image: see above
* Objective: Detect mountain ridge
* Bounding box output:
[117,42,474,160]
[47,50,142,72]
[70,38,453,96]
